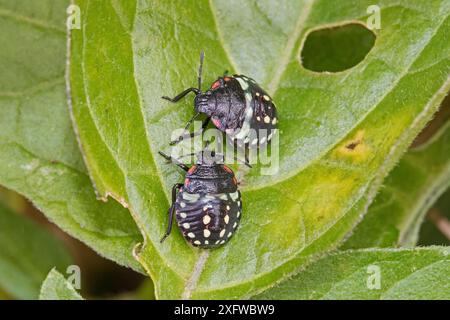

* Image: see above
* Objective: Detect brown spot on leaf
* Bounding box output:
[346,140,360,150]
[337,130,370,161]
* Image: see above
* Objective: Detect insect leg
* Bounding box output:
[162,87,200,103]
[170,116,210,145]
[158,151,190,171]
[160,183,184,243]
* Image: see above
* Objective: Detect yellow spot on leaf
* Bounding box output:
[336,130,370,161]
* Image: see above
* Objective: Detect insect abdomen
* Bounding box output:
[175,190,242,249]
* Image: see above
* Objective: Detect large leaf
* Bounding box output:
[0,0,143,272]
[68,0,450,298]
[344,117,450,248]
[255,247,450,299]
[0,202,72,299]
[39,268,83,300]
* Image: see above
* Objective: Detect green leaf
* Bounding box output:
[0,0,143,272]
[344,118,450,249]
[255,247,450,299]
[39,268,83,300]
[68,0,450,298]
[0,202,72,299]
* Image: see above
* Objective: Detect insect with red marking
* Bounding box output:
[162,52,278,148]
[158,149,250,249]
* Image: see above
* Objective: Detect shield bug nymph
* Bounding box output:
[159,149,250,249]
[163,52,278,148]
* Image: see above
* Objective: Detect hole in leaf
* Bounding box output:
[301,23,376,72]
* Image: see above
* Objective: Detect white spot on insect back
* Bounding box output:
[257,116,261,121]
[226,205,230,211]
[203,229,211,238]
[215,240,220,245]
[237,211,241,218]
[187,232,195,238]
[228,232,233,237]
[203,215,211,224]
[272,117,277,125]
[255,92,260,97]
[219,229,225,238]
[205,240,209,245]
[233,222,238,228]
[263,95,270,101]
[179,212,187,218]
[180,202,186,208]
[220,240,225,244]
[182,223,190,229]
[194,240,201,245]
[224,215,229,224]
[264,115,271,123]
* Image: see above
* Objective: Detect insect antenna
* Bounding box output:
[158,151,189,171]
[198,51,204,91]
